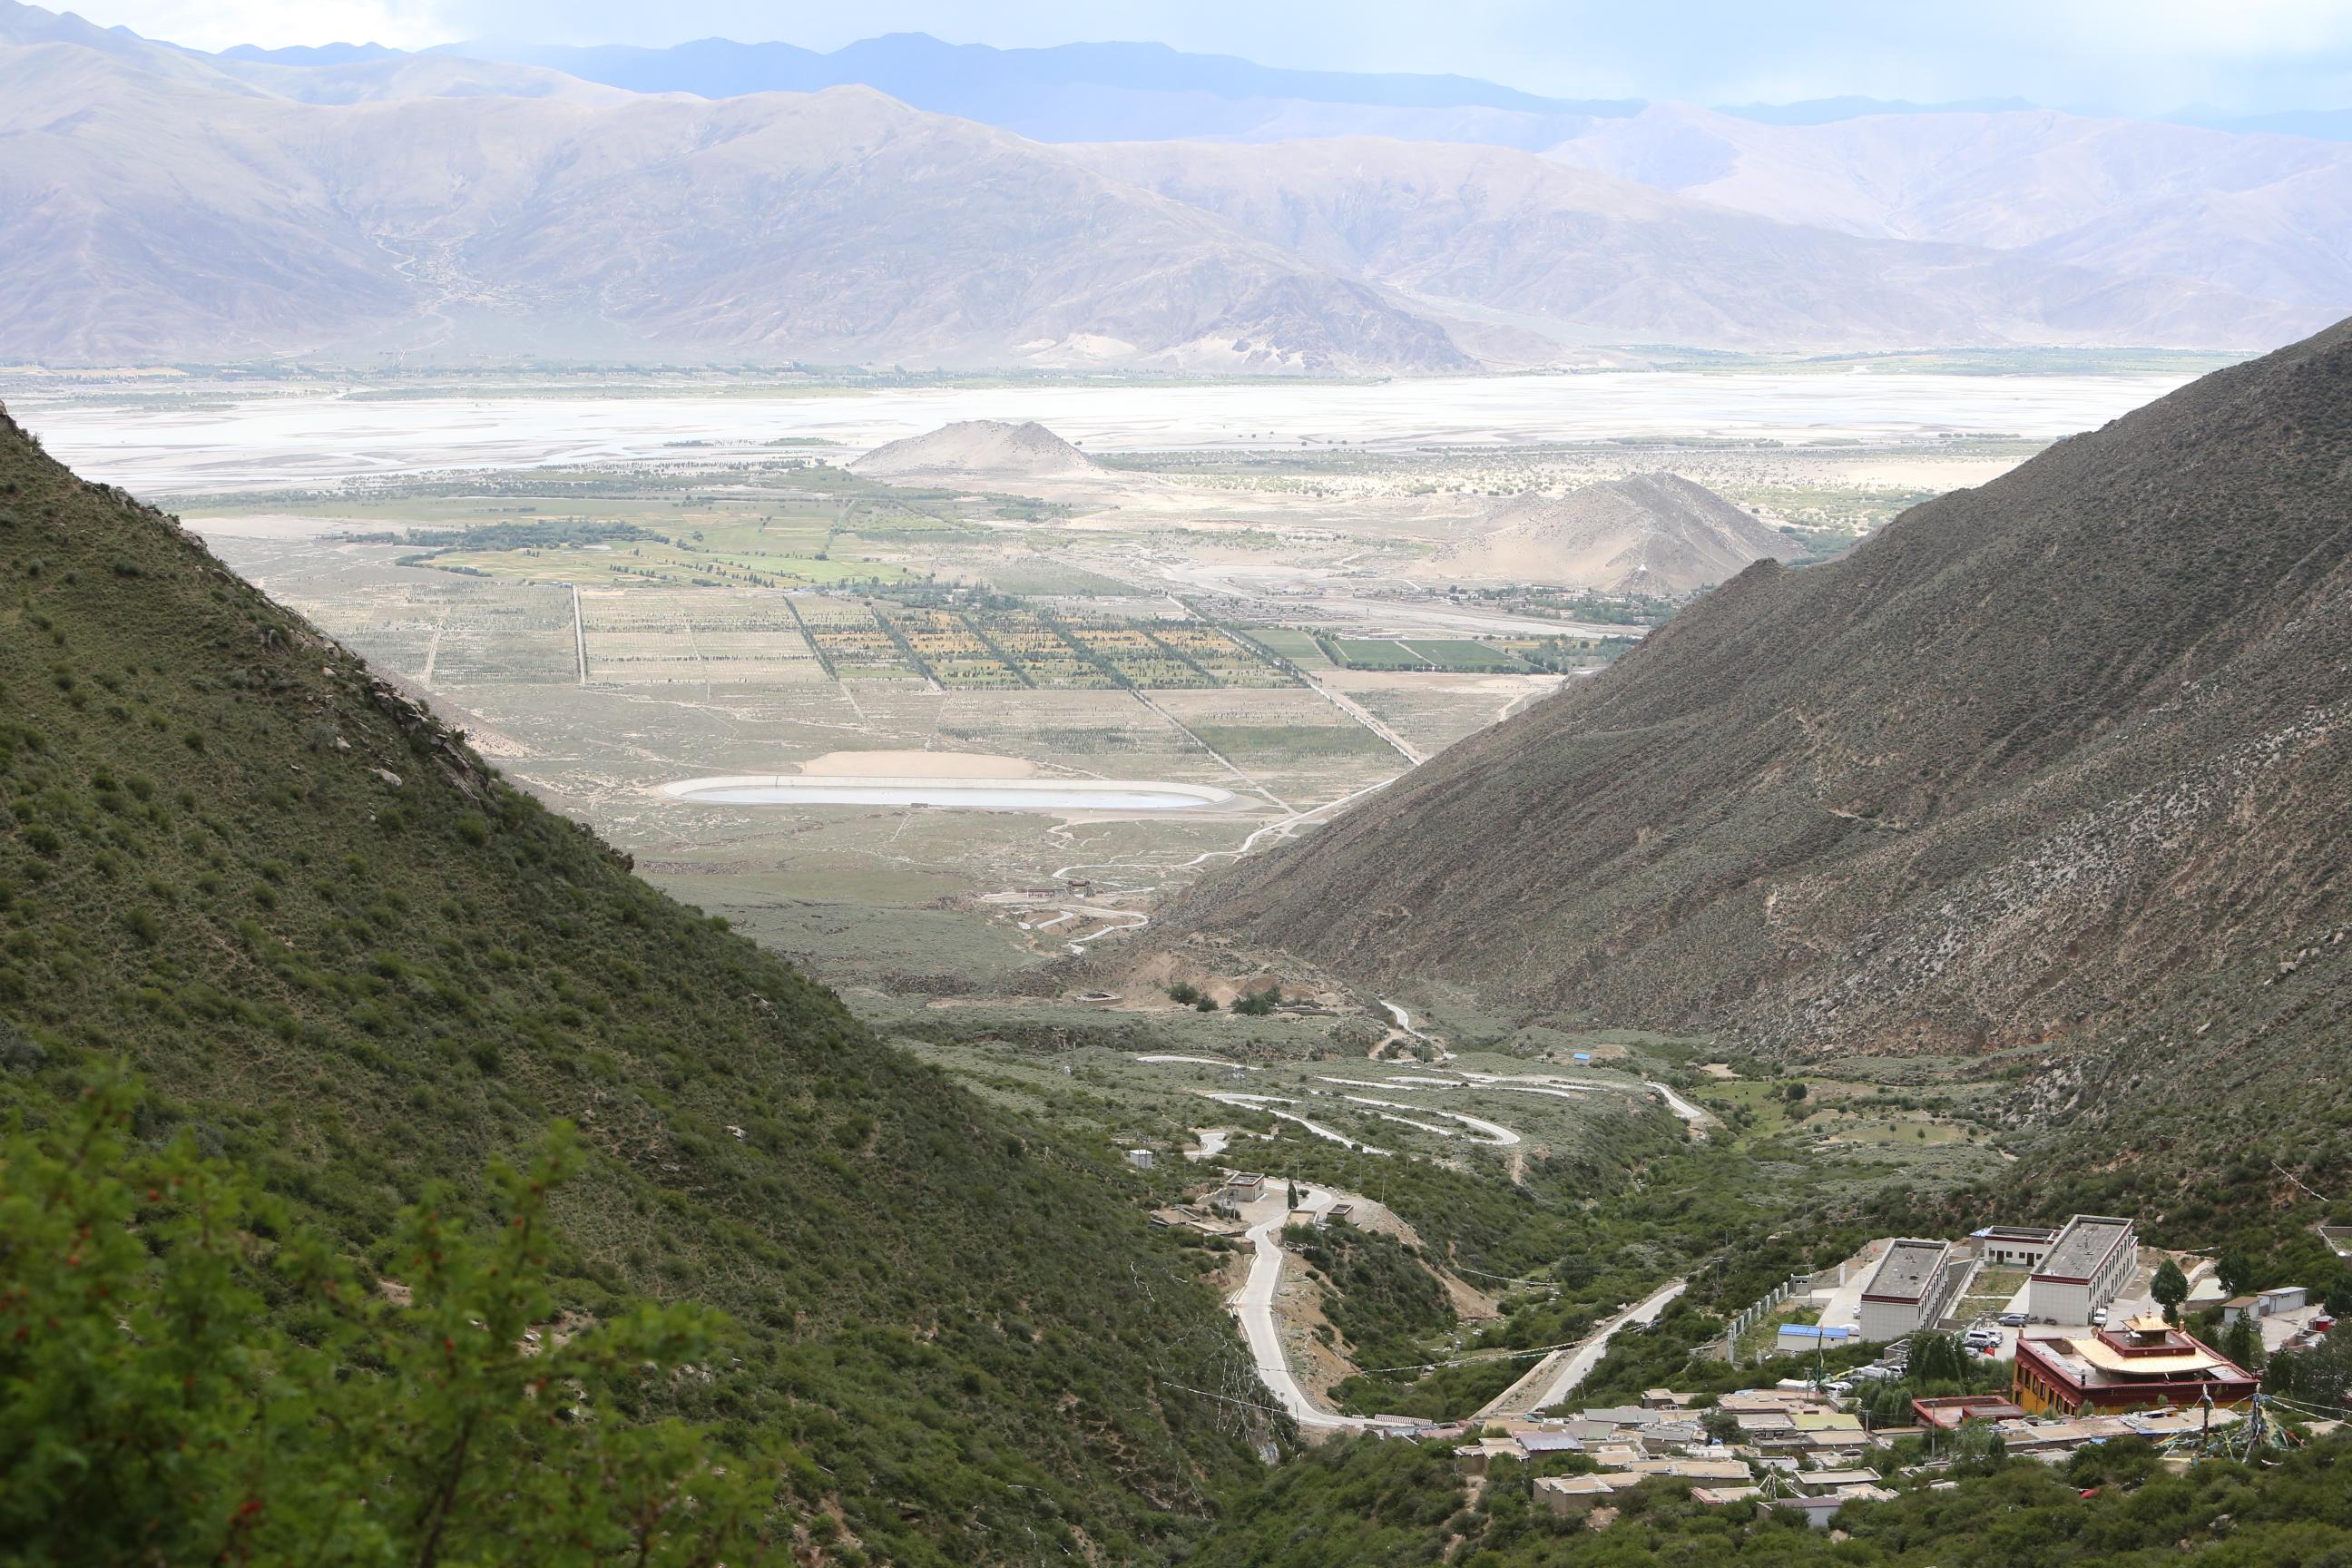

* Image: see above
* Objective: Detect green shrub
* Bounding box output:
[0,1081,776,1564]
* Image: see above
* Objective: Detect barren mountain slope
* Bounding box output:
[0,37,1470,370]
[1546,103,2352,331]
[1071,136,2306,349]
[852,419,1102,480]
[1172,318,2352,1166]
[1431,473,1798,593]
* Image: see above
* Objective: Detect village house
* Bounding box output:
[2221,1286,2308,1326]
[1969,1225,2061,1269]
[1911,1395,2029,1430]
[1534,1474,1642,1516]
[1220,1171,1268,1205]
[1774,1485,1897,1527]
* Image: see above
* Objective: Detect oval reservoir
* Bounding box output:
[660,775,1236,813]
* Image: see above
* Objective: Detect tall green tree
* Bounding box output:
[2219,1248,2259,1297]
[2151,1259,2190,1323]
[2220,1314,2263,1372]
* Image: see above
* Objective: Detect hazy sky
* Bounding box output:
[63,0,2352,113]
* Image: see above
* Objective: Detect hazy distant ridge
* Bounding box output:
[0,0,2342,367]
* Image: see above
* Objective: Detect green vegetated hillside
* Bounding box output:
[1196,1433,2352,1568]
[0,408,1265,1563]
[1173,316,2352,1205]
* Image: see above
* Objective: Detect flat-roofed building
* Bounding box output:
[1534,1474,1641,1516]
[1719,1389,1831,1415]
[1774,1487,1896,1528]
[1621,1458,1753,1482]
[1971,1225,2060,1269]
[2221,1286,2308,1325]
[1799,1468,1883,1490]
[1220,1171,1268,1205]
[1910,1395,2028,1430]
[2012,1314,2256,1417]
[1858,1239,1962,1340]
[2027,1216,2137,1322]
[1777,1322,1858,1354]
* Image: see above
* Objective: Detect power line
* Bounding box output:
[1350,1337,1601,1376]
[2271,1162,2333,1204]
[1447,1265,1562,1289]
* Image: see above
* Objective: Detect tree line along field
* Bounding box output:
[320,576,1328,695]
[616,597,1308,691]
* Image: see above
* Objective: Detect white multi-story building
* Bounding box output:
[2025,1216,2138,1323]
[1857,1239,1963,1341]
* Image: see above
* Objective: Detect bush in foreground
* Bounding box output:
[0,1079,777,1565]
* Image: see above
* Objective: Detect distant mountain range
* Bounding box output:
[436,32,1640,147]
[1168,315,2352,1185]
[4,0,2349,369]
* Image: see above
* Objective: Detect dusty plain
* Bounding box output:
[2,365,2192,1001]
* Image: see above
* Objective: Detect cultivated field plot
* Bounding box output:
[292,585,446,681]
[931,689,1224,782]
[268,576,580,691]
[998,614,1298,690]
[1151,688,1405,805]
[416,582,579,688]
[1319,636,1524,673]
[1054,619,1192,686]
[1152,622,1298,687]
[1340,676,1534,754]
[792,598,923,680]
[1236,626,1333,668]
[579,592,826,688]
[978,609,1125,690]
[877,606,1028,688]
[1396,638,1524,672]
[1322,636,1433,670]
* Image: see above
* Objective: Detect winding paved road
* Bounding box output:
[1477,1279,1690,1419]
[1230,1187,1417,1432]
[1221,1177,1685,1433]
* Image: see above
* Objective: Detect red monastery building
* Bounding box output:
[2012,1314,2256,1417]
